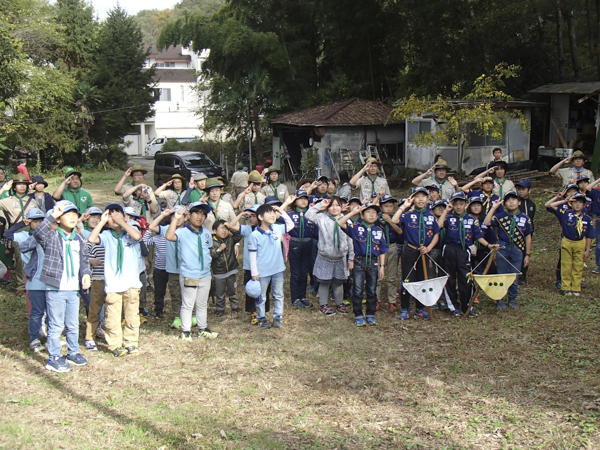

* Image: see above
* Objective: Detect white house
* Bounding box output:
[124,45,210,156]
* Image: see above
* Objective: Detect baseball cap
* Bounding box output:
[515,179,532,189]
[26,208,45,220]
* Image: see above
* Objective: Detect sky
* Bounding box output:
[74,0,180,19]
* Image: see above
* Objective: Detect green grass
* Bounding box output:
[0,170,599,448]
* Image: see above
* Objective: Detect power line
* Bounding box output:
[4,103,153,124]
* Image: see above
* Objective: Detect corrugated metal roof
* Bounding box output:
[153,69,197,83]
[529,82,600,94]
[272,98,402,127]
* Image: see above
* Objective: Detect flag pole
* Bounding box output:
[421,253,434,321]
[462,248,497,320]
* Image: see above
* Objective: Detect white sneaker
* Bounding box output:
[85,340,98,351]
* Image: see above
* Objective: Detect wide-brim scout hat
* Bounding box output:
[502,190,519,201]
[365,157,381,167]
[12,174,29,185]
[193,173,208,182]
[380,194,397,204]
[31,175,48,188]
[130,164,148,175]
[266,166,282,175]
[187,201,212,215]
[123,206,141,219]
[248,170,265,184]
[362,202,381,214]
[411,186,429,196]
[204,178,222,190]
[86,206,103,216]
[168,174,186,183]
[265,195,282,206]
[217,176,229,187]
[55,200,79,215]
[450,191,467,201]
[105,203,124,214]
[296,178,314,190]
[64,167,82,179]
[26,208,45,220]
[572,150,588,160]
[434,159,451,170]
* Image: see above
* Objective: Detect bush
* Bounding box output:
[87,141,129,170]
[161,139,237,166]
[299,147,320,178]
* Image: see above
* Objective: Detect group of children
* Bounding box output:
[10,150,600,374]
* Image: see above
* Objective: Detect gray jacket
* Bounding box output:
[306,205,354,261]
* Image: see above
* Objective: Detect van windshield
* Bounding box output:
[181,153,215,167]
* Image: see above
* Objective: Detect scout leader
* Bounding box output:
[52,168,94,214]
[412,158,458,201]
[261,166,289,203]
[349,157,390,201]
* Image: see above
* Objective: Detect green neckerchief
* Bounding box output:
[365,224,373,266]
[110,229,125,274]
[296,207,307,242]
[174,189,183,206]
[454,211,468,250]
[434,176,447,188]
[327,213,341,250]
[84,224,94,232]
[495,177,507,198]
[12,192,28,216]
[208,198,220,221]
[66,188,81,212]
[57,228,76,279]
[132,195,146,217]
[414,207,427,246]
[187,224,205,270]
[366,174,378,197]
[269,180,281,191]
[379,215,390,244]
[506,210,518,247]
[252,192,259,204]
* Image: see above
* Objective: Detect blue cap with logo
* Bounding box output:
[243,204,260,214]
[245,279,262,299]
[187,201,212,214]
[26,208,45,220]
[362,202,381,214]
[123,206,141,219]
[265,196,282,206]
[85,206,103,216]
[516,179,532,189]
[55,200,79,215]
[411,186,429,196]
[105,203,125,214]
[380,194,397,204]
[450,191,467,201]
[503,190,519,201]
[431,199,447,209]
[295,190,309,199]
[170,205,187,215]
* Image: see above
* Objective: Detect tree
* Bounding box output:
[391,63,529,173]
[88,7,157,147]
[54,0,97,72]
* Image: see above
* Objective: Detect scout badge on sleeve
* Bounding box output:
[402,253,449,310]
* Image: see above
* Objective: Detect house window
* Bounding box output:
[467,123,506,146]
[407,120,432,143]
[159,88,171,102]
[156,62,176,68]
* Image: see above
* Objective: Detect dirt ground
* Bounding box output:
[0,168,599,449]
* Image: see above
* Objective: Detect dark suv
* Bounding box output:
[154,152,224,187]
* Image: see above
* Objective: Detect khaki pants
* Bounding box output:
[104,288,140,351]
[168,272,182,316]
[380,243,398,304]
[85,280,105,341]
[12,241,24,291]
[561,237,586,292]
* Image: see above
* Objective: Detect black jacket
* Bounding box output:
[210,231,243,275]
[518,197,536,230]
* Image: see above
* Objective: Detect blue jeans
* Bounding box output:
[257,271,284,320]
[595,219,600,268]
[288,238,312,301]
[497,243,522,303]
[28,290,46,343]
[352,256,378,318]
[46,290,80,358]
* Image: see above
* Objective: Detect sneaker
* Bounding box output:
[452,309,463,317]
[198,328,219,339]
[258,318,271,329]
[431,303,439,310]
[398,309,410,321]
[581,282,586,288]
[355,317,366,327]
[216,311,225,317]
[126,346,139,355]
[300,298,313,307]
[191,317,197,327]
[291,299,305,308]
[414,308,431,319]
[112,347,128,357]
[518,277,525,286]
[564,291,573,297]
[140,307,150,317]
[231,308,242,313]
[555,281,562,291]
[508,300,518,309]
[319,305,336,316]
[573,291,581,297]
[592,267,600,274]
[366,317,378,326]
[154,311,163,319]
[342,299,351,306]
[497,299,507,310]
[30,339,44,353]
[468,309,479,317]
[66,353,88,366]
[139,313,148,324]
[179,331,192,341]
[336,304,348,314]
[250,312,258,325]
[389,303,399,311]
[95,327,106,340]
[45,356,72,373]
[272,318,282,328]
[170,317,182,329]
[84,340,97,351]
[437,300,448,311]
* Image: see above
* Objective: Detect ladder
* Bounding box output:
[358,145,386,178]
[339,149,355,174]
